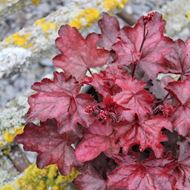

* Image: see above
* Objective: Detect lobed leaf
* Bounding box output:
[15,120,78,175]
[53,25,109,81]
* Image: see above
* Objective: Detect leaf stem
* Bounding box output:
[132,63,137,77]
[87,68,93,76]
[117,10,136,26]
[153,93,170,114]
[162,93,170,102]
[156,93,170,105]
[3,145,30,172]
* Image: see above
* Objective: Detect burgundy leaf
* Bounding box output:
[15,120,78,175]
[113,77,154,118]
[27,72,94,133]
[174,141,190,190]
[166,77,190,136]
[74,165,106,190]
[75,134,110,162]
[113,12,173,78]
[87,122,113,136]
[53,25,109,81]
[58,94,95,134]
[163,38,190,77]
[27,72,79,122]
[122,117,173,158]
[107,156,175,190]
[98,13,120,50]
[84,65,128,97]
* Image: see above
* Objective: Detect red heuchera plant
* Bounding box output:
[15,12,190,190]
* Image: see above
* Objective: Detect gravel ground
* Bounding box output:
[0,0,181,107]
[0,0,64,41]
[125,0,172,17]
[0,0,59,106]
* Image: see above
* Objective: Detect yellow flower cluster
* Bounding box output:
[0,125,24,147]
[103,0,128,11]
[35,18,56,33]
[0,164,79,190]
[4,33,32,48]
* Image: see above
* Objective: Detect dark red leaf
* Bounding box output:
[27,72,94,133]
[113,77,154,119]
[163,38,190,77]
[27,72,79,122]
[97,13,120,50]
[87,122,113,136]
[74,165,106,190]
[15,120,78,175]
[75,134,110,162]
[122,117,173,158]
[174,141,190,190]
[107,156,175,190]
[113,12,173,78]
[84,65,128,97]
[53,25,109,81]
[58,94,94,134]
[166,77,190,136]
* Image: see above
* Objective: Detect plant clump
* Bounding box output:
[15,12,190,190]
